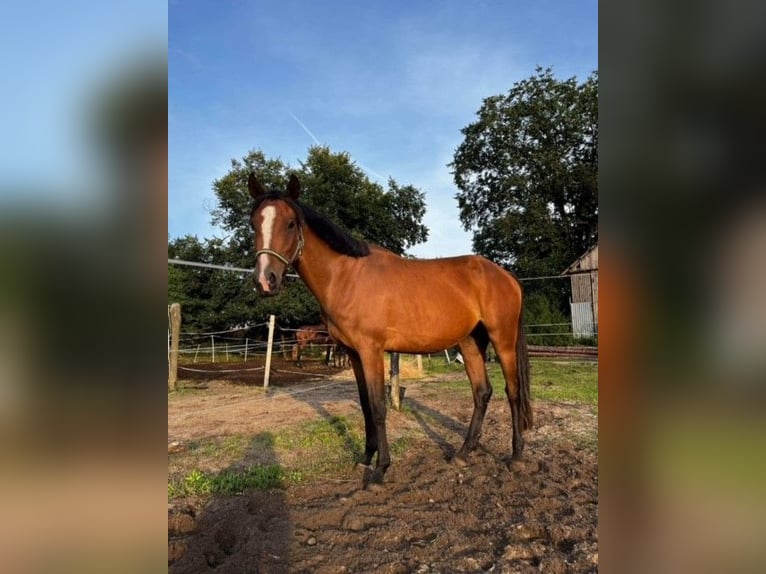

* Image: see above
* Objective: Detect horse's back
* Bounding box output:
[373,250,520,297]
[332,250,521,352]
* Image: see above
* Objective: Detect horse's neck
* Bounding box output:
[294,227,347,306]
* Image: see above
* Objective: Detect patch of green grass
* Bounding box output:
[423,358,598,406]
[419,377,472,395]
[169,418,369,500]
[422,355,468,376]
[526,359,598,405]
[389,436,410,456]
[275,415,363,452]
[272,415,366,476]
[173,434,252,467]
[169,464,300,498]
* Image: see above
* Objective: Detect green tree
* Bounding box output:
[167,235,228,333]
[450,68,598,278]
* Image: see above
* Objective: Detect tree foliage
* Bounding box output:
[169,146,429,333]
[451,68,598,278]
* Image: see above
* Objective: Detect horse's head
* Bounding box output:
[248,173,304,296]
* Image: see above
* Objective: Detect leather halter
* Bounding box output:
[254,225,305,268]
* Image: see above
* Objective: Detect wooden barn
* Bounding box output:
[563,244,598,338]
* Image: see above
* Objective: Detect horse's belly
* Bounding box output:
[384,320,474,354]
[324,291,479,353]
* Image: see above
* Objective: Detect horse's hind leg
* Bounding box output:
[490,334,525,462]
[453,328,492,466]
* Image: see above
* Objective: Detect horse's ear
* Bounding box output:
[286,174,301,200]
[248,172,267,200]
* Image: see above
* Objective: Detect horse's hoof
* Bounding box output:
[361,467,386,491]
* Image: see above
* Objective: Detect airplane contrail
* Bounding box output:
[288,111,387,183]
[356,161,387,183]
[288,111,321,146]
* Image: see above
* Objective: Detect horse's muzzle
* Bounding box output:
[254,265,281,296]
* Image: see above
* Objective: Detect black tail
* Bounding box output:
[516,299,533,430]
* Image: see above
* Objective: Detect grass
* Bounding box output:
[275,416,363,451]
[169,416,366,500]
[422,357,598,406]
[274,416,364,473]
[168,413,417,500]
[421,354,468,376]
[168,464,302,498]
[169,435,253,474]
[527,359,598,406]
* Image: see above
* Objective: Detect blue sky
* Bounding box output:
[169,0,597,257]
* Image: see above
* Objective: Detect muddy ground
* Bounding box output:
[168,360,597,573]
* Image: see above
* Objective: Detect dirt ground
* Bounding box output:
[168,360,597,573]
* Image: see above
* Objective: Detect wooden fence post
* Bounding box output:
[416,354,423,376]
[263,315,276,388]
[168,303,181,391]
[211,335,215,363]
[244,338,249,362]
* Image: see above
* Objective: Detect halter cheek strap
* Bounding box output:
[255,227,305,268]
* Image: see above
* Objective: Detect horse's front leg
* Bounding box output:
[348,350,377,467]
[357,348,389,489]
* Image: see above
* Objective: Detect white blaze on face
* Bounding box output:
[257,205,277,287]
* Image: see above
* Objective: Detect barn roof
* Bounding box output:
[562,244,598,275]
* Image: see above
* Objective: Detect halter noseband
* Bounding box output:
[254,225,305,268]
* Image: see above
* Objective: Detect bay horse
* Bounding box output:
[291,324,332,367]
[249,174,532,488]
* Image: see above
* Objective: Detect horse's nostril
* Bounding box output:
[268,271,278,288]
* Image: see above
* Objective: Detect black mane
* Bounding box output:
[251,194,370,258]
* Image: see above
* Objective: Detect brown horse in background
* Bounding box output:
[249,174,532,489]
[291,324,332,367]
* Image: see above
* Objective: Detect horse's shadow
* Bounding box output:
[305,394,364,459]
[404,397,468,461]
[169,432,292,574]
[285,379,471,465]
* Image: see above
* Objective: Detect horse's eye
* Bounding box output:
[287,221,296,230]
